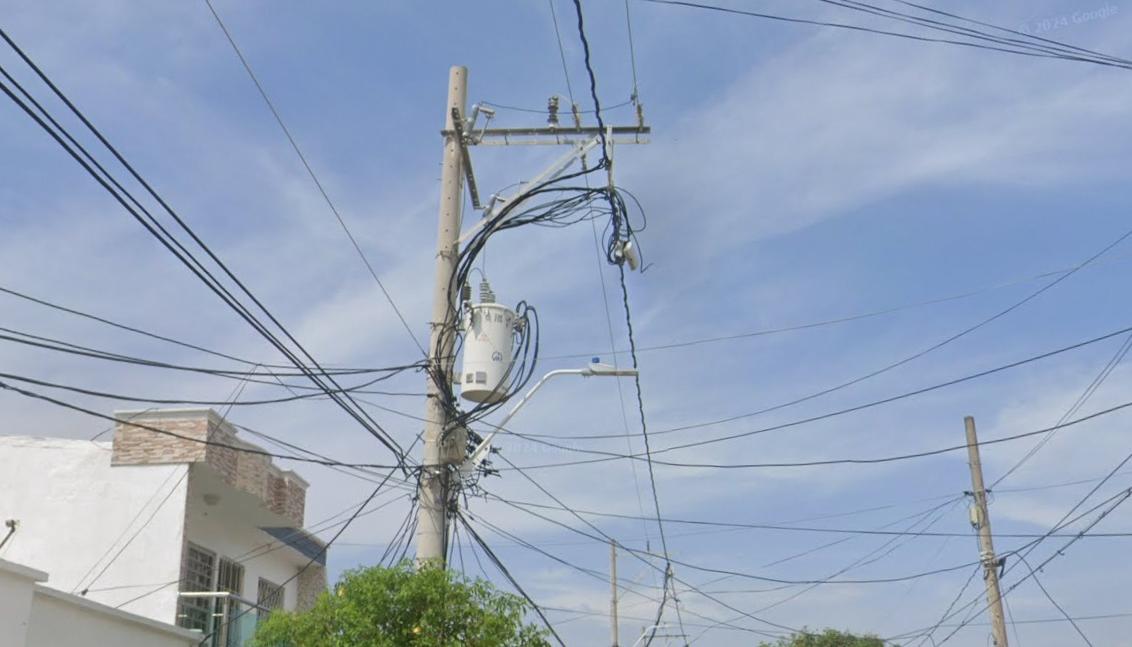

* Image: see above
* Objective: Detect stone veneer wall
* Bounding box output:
[295,564,327,612]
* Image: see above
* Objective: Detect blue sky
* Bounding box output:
[3,1,1132,644]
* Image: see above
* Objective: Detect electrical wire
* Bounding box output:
[807,0,1132,65]
[0,29,407,466]
[193,471,399,646]
[456,512,567,647]
[0,378,406,470]
[465,510,784,641]
[547,0,577,106]
[201,0,425,357]
[568,2,681,642]
[486,492,1132,540]
[931,487,1132,646]
[478,98,634,115]
[900,482,1132,644]
[993,331,1132,488]
[527,318,1132,443]
[73,469,188,596]
[493,393,1132,471]
[541,258,1132,361]
[641,0,1132,69]
[0,283,365,371]
[1015,553,1093,646]
[813,0,1132,65]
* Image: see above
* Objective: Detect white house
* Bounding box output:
[0,408,327,645]
[0,559,199,647]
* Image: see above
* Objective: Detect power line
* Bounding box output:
[487,493,1132,540]
[492,393,1132,472]
[932,486,1132,645]
[547,0,577,105]
[623,0,642,104]
[993,331,1132,488]
[1015,553,1093,646]
[73,469,188,595]
[0,378,406,471]
[886,0,1131,63]
[456,512,567,647]
[201,0,425,357]
[541,259,1131,361]
[641,0,1132,69]
[193,471,400,646]
[465,511,785,641]
[569,1,682,643]
[0,283,325,370]
[808,0,1132,65]
[901,481,1132,644]
[478,98,634,115]
[0,28,407,465]
[523,319,1132,442]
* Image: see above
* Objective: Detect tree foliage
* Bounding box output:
[760,628,890,647]
[253,562,551,647]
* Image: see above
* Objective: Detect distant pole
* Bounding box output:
[964,416,1009,647]
[415,66,468,566]
[611,540,620,646]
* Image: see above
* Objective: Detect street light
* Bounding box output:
[631,623,686,647]
[461,359,638,475]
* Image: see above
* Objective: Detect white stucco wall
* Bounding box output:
[183,471,309,613]
[0,560,47,647]
[27,584,198,647]
[0,437,189,623]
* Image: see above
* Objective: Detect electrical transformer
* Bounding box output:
[459,300,517,404]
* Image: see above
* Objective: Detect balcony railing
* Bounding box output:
[178,591,271,647]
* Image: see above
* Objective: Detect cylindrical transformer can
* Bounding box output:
[459,303,517,403]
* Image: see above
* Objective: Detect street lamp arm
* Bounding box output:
[462,364,636,473]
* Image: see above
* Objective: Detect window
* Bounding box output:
[177,543,215,632]
[257,578,284,624]
[216,558,244,647]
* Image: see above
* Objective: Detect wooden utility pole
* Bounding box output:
[964,416,1009,647]
[610,540,620,646]
[415,65,650,568]
[415,66,468,566]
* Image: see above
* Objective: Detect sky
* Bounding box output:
[2,0,1132,644]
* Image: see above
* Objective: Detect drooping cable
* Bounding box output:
[569,2,681,642]
[455,511,566,647]
[641,0,1132,69]
[201,0,425,357]
[0,29,407,465]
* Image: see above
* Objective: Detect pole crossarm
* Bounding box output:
[444,124,650,147]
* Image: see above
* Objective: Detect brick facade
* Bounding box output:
[111,409,307,527]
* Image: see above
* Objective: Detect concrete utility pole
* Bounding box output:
[415,66,468,566]
[610,540,620,647]
[964,416,1009,647]
[414,66,650,567]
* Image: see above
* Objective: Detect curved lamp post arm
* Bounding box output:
[462,363,636,473]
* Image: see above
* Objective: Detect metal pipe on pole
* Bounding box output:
[964,416,1010,647]
[415,66,468,566]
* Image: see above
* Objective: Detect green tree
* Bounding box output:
[760,628,890,647]
[253,562,551,647]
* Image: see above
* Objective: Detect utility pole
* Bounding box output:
[414,65,650,567]
[610,540,620,647]
[415,66,468,566]
[964,416,1009,647]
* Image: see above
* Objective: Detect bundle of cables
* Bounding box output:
[429,158,646,483]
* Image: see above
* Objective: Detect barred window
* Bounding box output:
[177,543,215,632]
[257,578,284,624]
